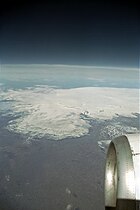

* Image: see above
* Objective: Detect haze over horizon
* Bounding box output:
[0,63,139,69]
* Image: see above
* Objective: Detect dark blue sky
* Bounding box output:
[0,1,139,67]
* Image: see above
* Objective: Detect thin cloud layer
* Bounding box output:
[0,86,139,140]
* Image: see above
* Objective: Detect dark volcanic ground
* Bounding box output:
[0,115,139,210]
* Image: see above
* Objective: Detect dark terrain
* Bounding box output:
[0,115,139,210]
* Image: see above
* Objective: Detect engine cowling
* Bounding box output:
[105,134,140,210]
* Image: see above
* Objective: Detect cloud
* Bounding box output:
[0,86,139,140]
[98,124,139,152]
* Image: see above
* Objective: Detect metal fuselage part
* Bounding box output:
[105,134,140,210]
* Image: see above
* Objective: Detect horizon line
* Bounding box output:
[1,63,139,70]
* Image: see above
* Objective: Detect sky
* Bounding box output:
[0,1,139,67]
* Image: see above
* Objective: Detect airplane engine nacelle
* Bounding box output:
[105,134,140,210]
